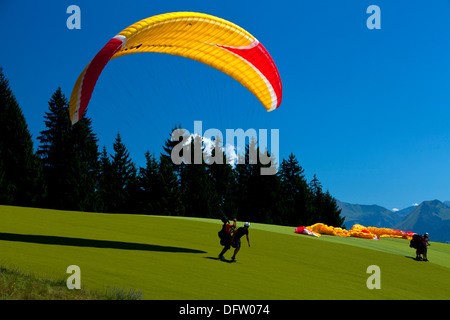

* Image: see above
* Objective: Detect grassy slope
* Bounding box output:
[0,265,142,300]
[0,205,449,300]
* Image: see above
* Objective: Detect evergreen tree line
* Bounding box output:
[0,69,345,228]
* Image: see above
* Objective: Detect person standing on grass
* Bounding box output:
[422,233,430,261]
[218,218,236,260]
[230,222,251,262]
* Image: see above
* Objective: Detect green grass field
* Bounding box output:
[1,205,449,299]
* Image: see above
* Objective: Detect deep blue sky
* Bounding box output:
[1,0,449,210]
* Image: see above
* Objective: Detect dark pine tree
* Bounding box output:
[182,135,219,218]
[306,174,344,227]
[278,153,310,226]
[37,88,98,211]
[233,138,284,224]
[97,146,114,212]
[161,125,193,196]
[137,151,161,214]
[233,138,259,222]
[321,190,345,227]
[307,174,323,225]
[0,68,44,206]
[109,133,137,213]
[157,152,185,216]
[204,136,237,220]
[156,125,192,216]
[255,146,284,225]
[69,114,99,211]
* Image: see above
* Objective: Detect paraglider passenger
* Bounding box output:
[218,218,236,260]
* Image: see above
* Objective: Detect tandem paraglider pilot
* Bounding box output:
[218,219,250,262]
[230,222,251,262]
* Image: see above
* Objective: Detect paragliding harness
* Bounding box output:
[409,234,422,249]
[218,227,229,246]
[218,216,234,247]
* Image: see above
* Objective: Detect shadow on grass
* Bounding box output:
[0,232,206,254]
[405,255,423,262]
[204,256,234,263]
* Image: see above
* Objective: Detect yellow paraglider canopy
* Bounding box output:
[300,223,415,240]
[69,12,282,124]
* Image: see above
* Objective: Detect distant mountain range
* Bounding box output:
[337,199,450,243]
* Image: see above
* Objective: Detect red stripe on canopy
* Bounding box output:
[77,38,124,122]
[218,41,282,110]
